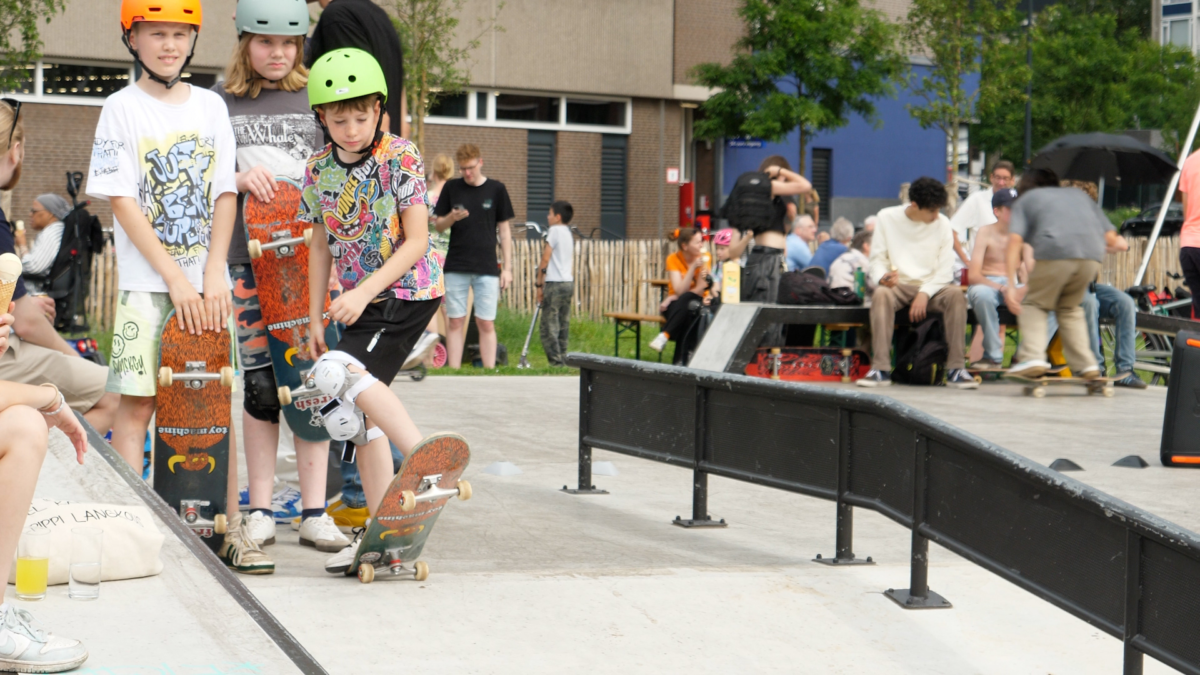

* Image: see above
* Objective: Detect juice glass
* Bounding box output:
[15,530,50,600]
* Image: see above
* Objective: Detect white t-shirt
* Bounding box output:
[868,205,954,298]
[86,84,237,293]
[949,189,998,240]
[545,225,574,282]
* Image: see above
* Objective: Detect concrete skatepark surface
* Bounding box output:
[16,375,1191,674]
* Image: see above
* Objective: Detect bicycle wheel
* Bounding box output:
[1103,326,1169,386]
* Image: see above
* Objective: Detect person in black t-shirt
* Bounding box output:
[306,0,408,138]
[433,144,515,369]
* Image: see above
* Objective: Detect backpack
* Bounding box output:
[25,201,106,333]
[891,314,948,385]
[776,270,861,306]
[720,171,775,233]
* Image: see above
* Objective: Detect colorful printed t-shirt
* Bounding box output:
[300,134,444,302]
[86,84,238,293]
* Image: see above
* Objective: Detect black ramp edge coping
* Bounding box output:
[1049,458,1084,472]
[78,412,330,675]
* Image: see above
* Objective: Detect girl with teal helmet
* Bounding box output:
[218,0,350,562]
[308,48,389,155]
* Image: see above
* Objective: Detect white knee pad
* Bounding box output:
[308,351,385,448]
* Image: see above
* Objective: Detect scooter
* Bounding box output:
[518,221,549,370]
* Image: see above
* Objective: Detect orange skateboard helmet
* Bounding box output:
[120,0,203,31]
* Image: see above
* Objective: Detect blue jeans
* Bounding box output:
[1087,284,1137,375]
[967,276,1008,362]
[335,441,405,509]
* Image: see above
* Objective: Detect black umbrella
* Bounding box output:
[1030,132,1178,186]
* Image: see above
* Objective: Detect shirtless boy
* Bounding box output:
[965,188,1032,368]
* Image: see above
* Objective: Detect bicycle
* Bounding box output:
[1117,274,1193,385]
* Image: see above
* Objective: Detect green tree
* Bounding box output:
[0,0,66,92]
[904,0,1017,185]
[692,0,904,175]
[392,0,502,156]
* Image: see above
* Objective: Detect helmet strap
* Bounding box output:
[122,28,199,90]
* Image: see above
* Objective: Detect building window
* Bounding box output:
[0,66,34,95]
[496,94,559,123]
[475,91,489,120]
[181,71,217,90]
[527,130,556,234]
[42,62,129,98]
[429,92,468,118]
[811,148,832,224]
[600,134,627,240]
[1165,18,1192,48]
[566,100,625,127]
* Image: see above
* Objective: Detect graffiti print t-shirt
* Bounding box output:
[86,84,238,293]
[214,85,323,265]
[300,133,444,302]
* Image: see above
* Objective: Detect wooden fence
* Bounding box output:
[80,234,1190,334]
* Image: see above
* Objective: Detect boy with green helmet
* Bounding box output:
[299,48,453,575]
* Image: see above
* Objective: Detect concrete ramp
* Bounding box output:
[22,421,321,675]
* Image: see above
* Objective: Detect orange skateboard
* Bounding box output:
[154,311,235,553]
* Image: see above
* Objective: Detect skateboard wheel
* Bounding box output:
[1032,387,1046,399]
[414,561,429,582]
[1103,386,1115,398]
[457,480,472,501]
[158,367,173,387]
[358,563,375,584]
[303,228,313,246]
[400,490,416,512]
[277,386,293,406]
[219,367,235,388]
[213,514,227,535]
[247,239,263,259]
[973,375,982,385]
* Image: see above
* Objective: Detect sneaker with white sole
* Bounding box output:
[324,525,366,575]
[0,605,88,674]
[219,513,275,575]
[245,510,276,546]
[946,368,980,389]
[299,513,351,553]
[271,485,302,524]
[648,332,669,353]
[856,369,892,387]
[1078,365,1103,380]
[1008,359,1050,378]
[1113,372,1148,389]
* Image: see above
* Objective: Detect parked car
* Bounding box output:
[1119,203,1183,238]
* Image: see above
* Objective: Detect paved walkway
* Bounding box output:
[24,375,1190,674]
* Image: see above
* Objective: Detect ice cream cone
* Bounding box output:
[0,252,22,312]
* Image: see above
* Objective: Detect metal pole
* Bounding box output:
[816,408,873,566]
[1133,97,1200,285]
[886,434,951,609]
[562,369,607,495]
[674,385,725,528]
[1023,0,1033,168]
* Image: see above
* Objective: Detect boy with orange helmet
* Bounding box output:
[87,0,274,574]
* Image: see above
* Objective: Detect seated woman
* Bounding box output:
[18,194,70,294]
[0,300,90,672]
[650,228,711,362]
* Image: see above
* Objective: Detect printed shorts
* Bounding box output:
[230,263,272,371]
[106,290,237,397]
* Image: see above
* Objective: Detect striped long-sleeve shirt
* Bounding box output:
[22,221,63,277]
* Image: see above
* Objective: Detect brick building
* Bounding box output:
[6,0,742,241]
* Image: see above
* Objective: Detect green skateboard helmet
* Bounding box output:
[308,48,388,108]
[235,0,309,37]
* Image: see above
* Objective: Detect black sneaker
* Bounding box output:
[856,369,891,387]
[946,369,980,389]
[1113,372,1148,389]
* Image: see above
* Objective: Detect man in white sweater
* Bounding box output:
[858,177,977,388]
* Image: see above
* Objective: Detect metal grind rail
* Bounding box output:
[564,353,1200,675]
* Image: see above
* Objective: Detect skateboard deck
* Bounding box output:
[348,433,471,583]
[965,365,1008,384]
[154,310,235,554]
[744,347,870,382]
[1005,374,1114,398]
[244,178,342,442]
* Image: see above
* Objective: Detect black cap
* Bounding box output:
[992,188,1017,209]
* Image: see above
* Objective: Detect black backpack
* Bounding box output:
[26,173,106,333]
[776,270,861,306]
[891,314,948,385]
[720,171,774,233]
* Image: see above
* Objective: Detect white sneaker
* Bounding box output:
[299,513,351,553]
[0,604,88,673]
[245,511,276,547]
[1008,359,1051,378]
[649,332,669,352]
[324,525,366,575]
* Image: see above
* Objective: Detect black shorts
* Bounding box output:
[337,297,440,386]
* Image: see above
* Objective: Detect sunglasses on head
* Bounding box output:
[0,98,20,150]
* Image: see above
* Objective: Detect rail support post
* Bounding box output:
[885,434,950,609]
[816,409,873,565]
[563,368,607,495]
[674,386,725,528]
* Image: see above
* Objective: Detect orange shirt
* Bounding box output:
[666,251,710,294]
[1181,150,1200,249]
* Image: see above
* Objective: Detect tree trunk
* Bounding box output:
[797,125,807,177]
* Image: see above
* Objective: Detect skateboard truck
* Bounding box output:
[179,499,227,536]
[159,361,235,388]
[357,554,430,584]
[247,228,313,260]
[397,473,472,512]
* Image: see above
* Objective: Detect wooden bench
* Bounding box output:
[603,312,666,361]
